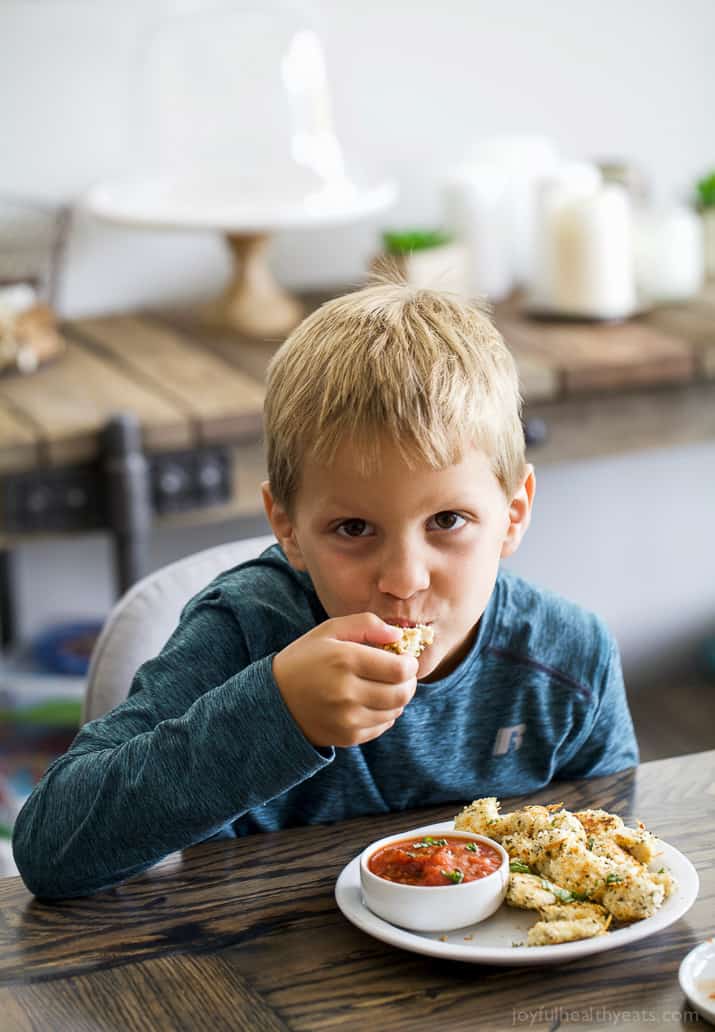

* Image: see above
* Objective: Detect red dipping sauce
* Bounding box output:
[368,835,503,886]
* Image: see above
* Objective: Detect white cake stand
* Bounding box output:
[84,175,397,337]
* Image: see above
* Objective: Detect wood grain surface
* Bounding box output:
[68,316,265,444]
[0,286,713,477]
[0,336,191,467]
[500,317,696,395]
[0,403,38,473]
[646,281,715,378]
[155,287,338,386]
[1,751,712,1031]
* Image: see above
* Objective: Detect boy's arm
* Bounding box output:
[12,599,332,899]
[555,635,639,780]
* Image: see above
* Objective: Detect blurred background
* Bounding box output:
[1,0,712,308]
[1,0,714,868]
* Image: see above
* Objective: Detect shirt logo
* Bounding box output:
[493,723,526,756]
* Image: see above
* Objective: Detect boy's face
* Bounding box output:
[263,438,534,682]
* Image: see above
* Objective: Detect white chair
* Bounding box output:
[83,534,277,723]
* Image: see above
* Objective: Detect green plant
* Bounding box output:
[382,228,453,255]
[696,171,715,209]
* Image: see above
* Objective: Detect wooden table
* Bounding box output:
[1,750,712,1031]
[1,285,714,645]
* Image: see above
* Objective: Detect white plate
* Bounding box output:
[679,940,715,1026]
[335,820,699,966]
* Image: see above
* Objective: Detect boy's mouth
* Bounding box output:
[382,619,434,629]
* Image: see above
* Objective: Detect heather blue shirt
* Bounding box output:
[13,543,638,898]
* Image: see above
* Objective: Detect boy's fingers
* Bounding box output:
[321,614,422,680]
[360,705,405,725]
[350,643,419,683]
[360,681,416,713]
[326,612,404,646]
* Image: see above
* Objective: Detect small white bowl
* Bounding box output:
[359,825,509,932]
[679,939,715,1026]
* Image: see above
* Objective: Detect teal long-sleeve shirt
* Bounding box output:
[13,544,638,898]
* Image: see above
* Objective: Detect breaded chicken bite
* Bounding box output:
[577,809,658,865]
[455,797,509,837]
[575,808,624,837]
[527,915,610,947]
[587,833,647,872]
[537,901,609,923]
[382,624,434,658]
[650,868,676,899]
[499,832,541,868]
[506,872,559,910]
[455,798,551,839]
[601,869,665,921]
[531,808,587,846]
[538,843,614,902]
[614,824,659,866]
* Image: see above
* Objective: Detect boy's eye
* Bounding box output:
[429,511,466,531]
[335,518,371,538]
[334,512,466,537]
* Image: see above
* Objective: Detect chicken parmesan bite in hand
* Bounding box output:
[382,623,435,659]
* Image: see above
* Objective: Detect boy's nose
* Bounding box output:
[376,547,430,599]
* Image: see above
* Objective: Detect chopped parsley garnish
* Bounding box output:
[605,873,623,884]
[510,860,532,874]
[587,837,595,850]
[465,842,479,852]
[657,867,665,874]
[441,869,464,884]
[412,836,448,849]
[540,877,588,903]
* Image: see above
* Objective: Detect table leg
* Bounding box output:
[101,413,152,596]
[0,547,16,649]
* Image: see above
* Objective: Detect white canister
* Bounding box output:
[467,134,560,285]
[529,162,603,308]
[700,208,715,280]
[535,182,636,320]
[634,206,704,303]
[442,162,513,302]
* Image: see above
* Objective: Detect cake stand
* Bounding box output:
[84,175,397,338]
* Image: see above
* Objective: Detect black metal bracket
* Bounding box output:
[0,430,234,626]
[0,463,104,534]
[149,448,233,515]
[0,446,233,535]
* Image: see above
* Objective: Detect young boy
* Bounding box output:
[13,279,638,899]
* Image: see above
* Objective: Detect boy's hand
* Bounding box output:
[272,614,418,748]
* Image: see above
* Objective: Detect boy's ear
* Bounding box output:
[500,465,535,559]
[261,481,307,570]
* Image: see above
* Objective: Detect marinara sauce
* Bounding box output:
[368,835,502,886]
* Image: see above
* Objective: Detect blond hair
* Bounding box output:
[263,277,525,516]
